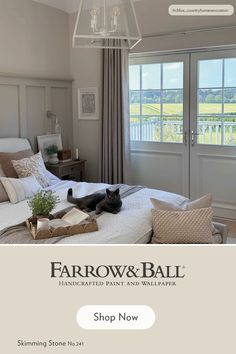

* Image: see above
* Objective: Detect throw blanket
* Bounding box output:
[0,184,143,244]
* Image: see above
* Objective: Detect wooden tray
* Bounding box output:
[26,216,98,240]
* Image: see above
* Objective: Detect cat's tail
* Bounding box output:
[67,188,80,205]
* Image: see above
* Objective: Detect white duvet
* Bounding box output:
[0,177,187,244]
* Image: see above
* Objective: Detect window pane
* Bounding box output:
[130,91,140,115]
[129,65,140,90]
[198,117,222,145]
[130,118,141,141]
[141,117,161,142]
[223,118,236,145]
[224,58,236,87]
[142,64,161,89]
[163,118,183,143]
[198,59,223,88]
[197,117,236,146]
[224,88,236,115]
[198,89,222,115]
[163,62,183,89]
[163,90,183,116]
[142,91,161,115]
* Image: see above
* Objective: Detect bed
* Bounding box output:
[0,138,227,244]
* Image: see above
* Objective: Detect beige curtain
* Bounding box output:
[100,41,131,184]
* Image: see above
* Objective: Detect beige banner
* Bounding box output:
[0,246,236,353]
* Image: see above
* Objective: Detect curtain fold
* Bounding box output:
[100,40,131,185]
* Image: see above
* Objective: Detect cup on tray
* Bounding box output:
[37,218,50,231]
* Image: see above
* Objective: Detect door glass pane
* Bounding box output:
[130,117,141,141]
[198,117,222,145]
[198,89,222,115]
[141,91,161,115]
[224,88,236,115]
[163,90,183,116]
[129,65,140,90]
[198,57,236,146]
[225,58,236,87]
[163,62,183,89]
[130,91,140,115]
[142,64,161,89]
[163,117,183,143]
[198,59,223,88]
[223,118,236,145]
[141,117,161,142]
[129,59,184,143]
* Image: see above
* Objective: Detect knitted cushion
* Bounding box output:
[151,207,213,244]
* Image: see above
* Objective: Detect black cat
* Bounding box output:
[67,188,122,215]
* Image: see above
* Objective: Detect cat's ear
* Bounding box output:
[106,189,110,195]
[115,188,120,194]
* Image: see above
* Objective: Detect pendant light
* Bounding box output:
[73,0,142,49]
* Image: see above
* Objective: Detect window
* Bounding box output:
[198,58,236,145]
[129,61,184,143]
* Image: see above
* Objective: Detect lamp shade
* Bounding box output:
[73,0,142,49]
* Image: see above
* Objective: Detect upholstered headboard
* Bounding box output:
[0,138,31,153]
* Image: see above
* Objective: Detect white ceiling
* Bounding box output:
[32,0,236,34]
[32,0,80,13]
[32,0,141,13]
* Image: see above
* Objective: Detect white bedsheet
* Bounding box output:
[0,181,188,244]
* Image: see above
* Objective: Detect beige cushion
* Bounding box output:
[0,164,8,203]
[0,164,5,177]
[0,176,42,204]
[151,207,213,244]
[12,152,50,188]
[0,149,33,178]
[0,181,9,203]
[150,193,212,211]
[186,194,212,210]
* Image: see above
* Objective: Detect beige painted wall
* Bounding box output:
[69,13,102,182]
[0,0,70,78]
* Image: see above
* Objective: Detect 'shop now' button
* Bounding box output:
[76,305,156,330]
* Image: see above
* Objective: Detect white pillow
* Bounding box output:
[11,152,50,188]
[0,176,42,204]
[46,170,60,185]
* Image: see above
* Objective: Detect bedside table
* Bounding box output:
[45,160,86,182]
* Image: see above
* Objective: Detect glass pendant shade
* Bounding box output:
[73,0,142,49]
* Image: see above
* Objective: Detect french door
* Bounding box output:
[130,49,236,219]
[190,50,236,219]
[129,54,190,197]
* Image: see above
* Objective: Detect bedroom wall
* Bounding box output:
[69,13,102,183]
[69,0,236,182]
[0,0,73,154]
[0,0,70,79]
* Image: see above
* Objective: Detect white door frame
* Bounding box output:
[130,53,190,197]
[190,49,236,219]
